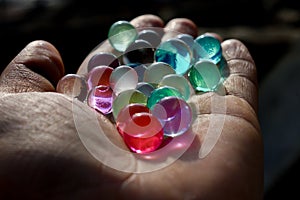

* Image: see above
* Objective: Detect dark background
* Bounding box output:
[1,0,300,199]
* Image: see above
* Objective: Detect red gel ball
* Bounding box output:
[116,103,150,136]
[120,112,164,154]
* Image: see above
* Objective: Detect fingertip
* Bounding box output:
[164,18,198,38]
[14,40,65,85]
[221,39,254,63]
[203,32,223,42]
[221,39,258,112]
[130,14,165,28]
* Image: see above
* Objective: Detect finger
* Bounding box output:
[162,18,198,41]
[77,14,164,75]
[130,14,164,29]
[0,40,64,93]
[222,39,258,112]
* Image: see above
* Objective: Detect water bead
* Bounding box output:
[87,85,114,114]
[80,19,229,154]
[137,29,162,48]
[108,20,138,52]
[121,112,164,154]
[151,96,192,137]
[56,74,88,102]
[194,34,222,64]
[188,60,222,92]
[136,82,155,97]
[128,63,147,82]
[122,39,154,64]
[112,89,148,120]
[87,52,120,71]
[154,38,192,75]
[143,62,176,85]
[87,65,114,90]
[147,86,184,109]
[109,65,138,95]
[176,33,198,64]
[116,103,150,136]
[176,33,195,53]
[159,74,191,101]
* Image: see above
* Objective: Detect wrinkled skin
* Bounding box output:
[0,15,263,200]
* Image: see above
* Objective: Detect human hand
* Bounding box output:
[0,14,263,200]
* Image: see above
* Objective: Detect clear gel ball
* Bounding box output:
[56,74,88,102]
[109,65,138,95]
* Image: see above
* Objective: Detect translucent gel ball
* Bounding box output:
[155,38,192,75]
[151,96,192,137]
[120,112,164,154]
[147,86,184,109]
[116,103,150,137]
[109,65,138,95]
[87,65,113,90]
[87,85,114,115]
[188,60,221,92]
[112,89,148,120]
[108,20,138,52]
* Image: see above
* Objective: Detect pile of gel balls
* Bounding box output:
[58,20,227,154]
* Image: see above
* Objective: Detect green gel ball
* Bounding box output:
[188,60,221,92]
[159,74,191,101]
[108,20,138,52]
[147,86,184,109]
[194,35,222,64]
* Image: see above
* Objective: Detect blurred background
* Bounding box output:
[0,0,300,198]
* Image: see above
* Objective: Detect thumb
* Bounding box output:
[0,40,65,93]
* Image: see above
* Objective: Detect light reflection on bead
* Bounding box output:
[121,112,164,154]
[112,89,148,120]
[87,52,120,71]
[109,65,138,95]
[56,74,88,102]
[159,74,191,101]
[151,96,192,137]
[154,38,192,75]
[87,65,113,90]
[87,85,114,114]
[108,20,138,52]
[188,60,221,92]
[177,34,194,49]
[137,29,162,48]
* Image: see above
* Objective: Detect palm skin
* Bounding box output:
[0,15,263,200]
